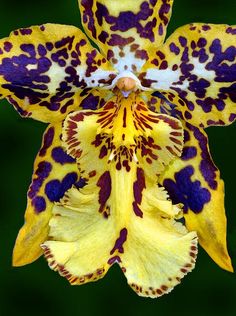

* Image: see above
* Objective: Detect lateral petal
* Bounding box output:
[12,121,81,266]
[79,0,174,72]
[160,122,233,272]
[0,23,117,123]
[13,89,108,266]
[139,23,236,127]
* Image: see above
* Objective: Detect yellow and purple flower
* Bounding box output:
[0,0,235,298]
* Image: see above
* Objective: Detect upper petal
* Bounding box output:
[139,23,236,128]
[0,23,117,123]
[78,0,174,72]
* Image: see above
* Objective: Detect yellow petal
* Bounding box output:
[139,23,236,127]
[160,122,233,272]
[122,212,197,298]
[13,122,80,266]
[42,92,198,297]
[13,89,109,266]
[78,0,174,72]
[0,23,117,123]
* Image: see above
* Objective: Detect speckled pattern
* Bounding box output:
[0,0,235,298]
[79,0,173,72]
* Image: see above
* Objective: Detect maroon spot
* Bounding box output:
[107,256,121,265]
[132,168,146,218]
[110,228,128,255]
[97,171,111,213]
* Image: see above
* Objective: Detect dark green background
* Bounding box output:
[0,0,236,315]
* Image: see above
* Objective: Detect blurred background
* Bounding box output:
[0,0,236,315]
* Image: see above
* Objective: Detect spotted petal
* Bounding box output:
[160,122,233,272]
[0,23,117,123]
[41,93,198,297]
[12,121,83,266]
[13,89,109,266]
[139,23,236,127]
[79,0,174,72]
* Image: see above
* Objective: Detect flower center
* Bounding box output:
[116,77,136,92]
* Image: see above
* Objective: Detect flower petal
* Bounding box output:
[78,0,174,72]
[0,23,117,123]
[121,210,197,298]
[42,93,197,296]
[62,92,184,177]
[13,89,108,266]
[42,201,119,284]
[139,23,236,127]
[43,184,197,296]
[160,122,233,272]
[13,122,81,266]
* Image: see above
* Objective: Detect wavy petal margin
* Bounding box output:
[41,93,198,297]
[12,89,107,266]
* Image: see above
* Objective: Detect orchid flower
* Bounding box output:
[0,0,235,298]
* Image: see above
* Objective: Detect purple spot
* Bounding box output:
[80,93,100,110]
[28,161,52,199]
[98,31,109,44]
[187,123,218,190]
[169,42,180,55]
[32,196,46,213]
[197,38,207,48]
[0,41,52,103]
[75,177,87,189]
[229,113,236,122]
[202,25,211,31]
[188,78,210,99]
[184,111,192,119]
[159,1,171,25]
[52,147,75,164]
[179,36,187,47]
[226,27,236,35]
[38,44,47,57]
[45,172,78,202]
[81,0,97,38]
[182,146,197,160]
[164,166,211,213]
[206,39,236,83]
[96,1,155,42]
[108,34,134,46]
[158,23,164,36]
[4,41,13,52]
[39,127,55,157]
[46,42,54,51]
[20,28,32,35]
